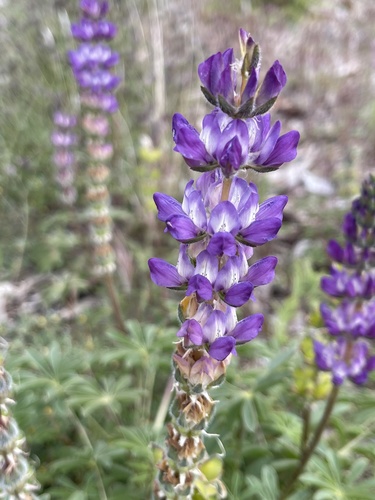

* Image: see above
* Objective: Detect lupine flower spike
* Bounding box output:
[0,339,39,499]
[69,0,120,276]
[150,30,299,499]
[315,175,375,385]
[280,176,375,499]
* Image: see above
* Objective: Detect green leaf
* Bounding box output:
[241,398,258,433]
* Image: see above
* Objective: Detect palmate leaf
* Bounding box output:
[245,465,280,499]
[65,374,144,417]
[102,320,173,368]
[300,449,375,500]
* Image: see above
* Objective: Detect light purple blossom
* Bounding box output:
[316,175,375,386]
[153,176,287,250]
[172,109,299,176]
[314,338,375,385]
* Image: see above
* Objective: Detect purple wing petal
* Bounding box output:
[263,130,300,166]
[245,256,278,286]
[326,240,344,263]
[187,274,213,302]
[257,196,288,220]
[207,232,238,256]
[167,215,201,242]
[223,282,254,307]
[154,192,184,221]
[231,314,263,343]
[208,336,236,361]
[177,319,205,345]
[172,113,213,168]
[240,218,283,246]
[148,258,186,288]
[255,121,281,165]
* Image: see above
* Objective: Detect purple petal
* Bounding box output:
[176,245,195,279]
[195,251,219,283]
[198,49,234,98]
[263,131,300,166]
[219,136,244,175]
[208,336,236,361]
[200,111,223,157]
[255,121,281,164]
[326,240,344,263]
[216,119,249,169]
[203,310,228,343]
[257,195,288,220]
[240,218,283,246]
[207,232,237,256]
[245,256,278,286]
[177,319,205,345]
[224,282,254,307]
[241,67,258,101]
[187,275,213,301]
[342,213,357,241]
[183,189,207,230]
[148,258,186,288]
[214,257,241,291]
[167,214,201,242]
[172,113,213,168]
[331,361,347,385]
[208,201,241,235]
[154,193,184,221]
[231,314,263,343]
[256,60,287,107]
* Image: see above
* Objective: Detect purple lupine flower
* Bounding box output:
[314,338,375,385]
[172,109,299,176]
[320,300,375,338]
[150,170,285,360]
[198,29,287,118]
[80,0,109,19]
[149,248,277,306]
[176,302,264,360]
[153,176,287,250]
[68,44,119,70]
[315,175,375,386]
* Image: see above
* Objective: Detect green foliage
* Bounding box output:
[7,317,174,498]
[1,0,375,498]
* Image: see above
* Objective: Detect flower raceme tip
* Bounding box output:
[198,29,287,118]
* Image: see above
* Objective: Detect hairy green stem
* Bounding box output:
[280,385,339,499]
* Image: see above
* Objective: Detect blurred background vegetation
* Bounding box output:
[1,0,375,498]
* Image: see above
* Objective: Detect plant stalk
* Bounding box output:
[104,273,127,334]
[279,385,339,499]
